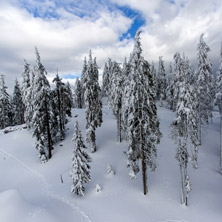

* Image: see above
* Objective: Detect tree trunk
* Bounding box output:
[117,110,122,143]
[198,97,202,145]
[220,115,222,174]
[141,143,147,195]
[45,103,52,159]
[179,165,185,204]
[91,129,96,153]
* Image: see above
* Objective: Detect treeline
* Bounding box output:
[0,32,222,205]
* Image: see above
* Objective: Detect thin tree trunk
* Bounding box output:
[141,143,147,195]
[184,167,188,206]
[220,115,222,174]
[117,110,122,143]
[45,103,52,159]
[179,165,185,204]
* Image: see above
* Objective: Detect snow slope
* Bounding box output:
[0,103,221,222]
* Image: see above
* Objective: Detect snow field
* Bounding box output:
[0,104,222,222]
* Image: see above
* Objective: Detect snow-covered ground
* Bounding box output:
[0,103,221,222]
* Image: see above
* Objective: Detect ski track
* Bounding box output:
[158,220,189,222]
[0,149,92,222]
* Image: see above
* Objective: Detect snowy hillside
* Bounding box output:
[0,104,221,222]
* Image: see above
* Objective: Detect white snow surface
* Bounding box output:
[0,103,221,222]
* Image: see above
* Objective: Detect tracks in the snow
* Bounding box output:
[0,149,92,222]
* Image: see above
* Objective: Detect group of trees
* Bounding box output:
[1,32,222,203]
[0,48,73,162]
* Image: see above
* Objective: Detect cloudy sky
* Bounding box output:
[0,0,221,92]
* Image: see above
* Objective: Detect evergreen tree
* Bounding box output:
[172,52,185,111]
[84,50,103,152]
[80,57,87,108]
[32,47,53,162]
[0,75,12,129]
[196,34,213,144]
[215,42,222,174]
[12,79,25,125]
[71,121,91,196]
[65,81,73,116]
[108,61,123,142]
[52,73,68,141]
[73,78,82,108]
[171,62,199,205]
[122,31,161,195]
[150,62,157,99]
[166,62,174,110]
[21,60,33,128]
[157,56,166,105]
[102,62,109,97]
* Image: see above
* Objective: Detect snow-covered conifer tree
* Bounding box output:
[71,121,91,196]
[122,31,161,195]
[102,62,109,97]
[12,79,25,125]
[80,57,87,108]
[196,34,213,144]
[108,61,123,142]
[215,42,222,174]
[32,47,53,162]
[0,75,12,129]
[73,78,82,108]
[150,62,157,99]
[166,62,174,110]
[21,60,33,128]
[171,62,199,205]
[157,56,166,105]
[64,82,73,116]
[84,51,103,152]
[52,73,68,141]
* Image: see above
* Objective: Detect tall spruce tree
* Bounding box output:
[12,79,25,125]
[52,73,68,141]
[73,78,82,108]
[80,57,87,108]
[166,62,174,110]
[157,56,166,105]
[122,31,161,195]
[108,61,123,142]
[196,34,213,144]
[32,47,53,162]
[215,42,222,174]
[21,60,33,128]
[0,75,12,129]
[102,62,109,97]
[150,62,157,99]
[65,82,73,116]
[171,56,199,205]
[71,121,91,196]
[84,51,103,152]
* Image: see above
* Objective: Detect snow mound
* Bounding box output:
[0,189,57,222]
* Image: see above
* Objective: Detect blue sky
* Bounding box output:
[0,0,221,89]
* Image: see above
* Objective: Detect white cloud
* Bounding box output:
[0,1,133,92]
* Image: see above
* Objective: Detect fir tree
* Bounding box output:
[108,61,123,142]
[0,75,12,129]
[171,62,199,205]
[196,34,213,144]
[52,73,68,141]
[122,31,161,195]
[65,81,73,117]
[150,62,157,99]
[166,62,174,110]
[21,60,33,128]
[157,56,166,105]
[84,51,103,152]
[32,47,53,162]
[71,121,91,196]
[215,42,222,174]
[102,62,109,97]
[80,57,87,108]
[12,79,25,125]
[73,78,82,108]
